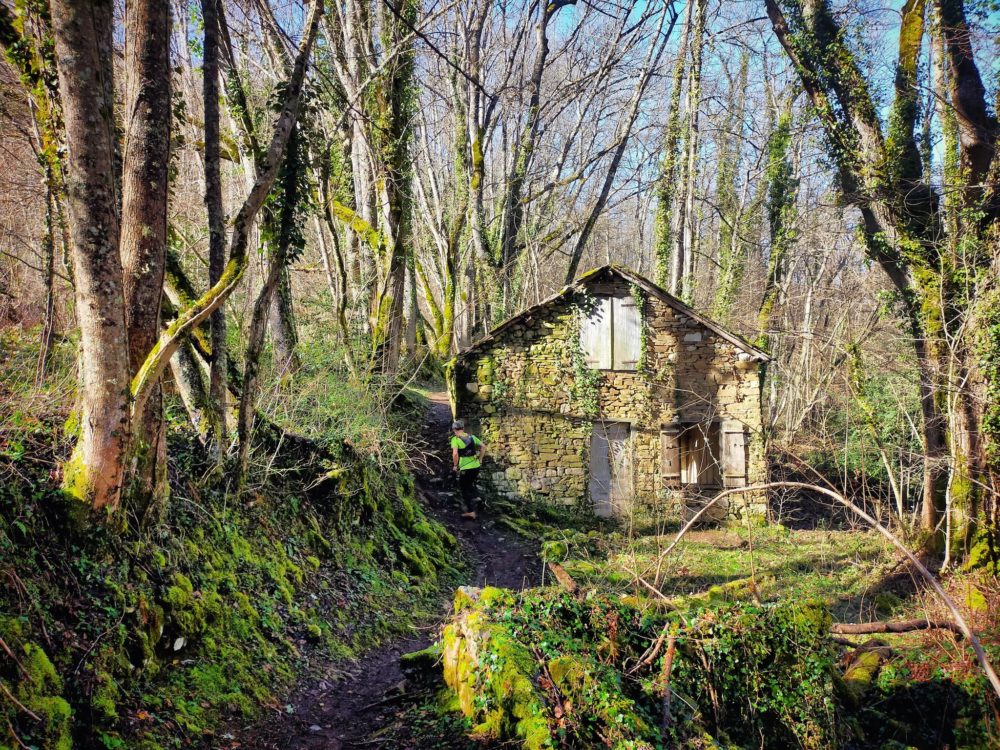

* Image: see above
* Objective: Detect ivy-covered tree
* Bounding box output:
[765,0,999,555]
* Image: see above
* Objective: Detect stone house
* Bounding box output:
[448,265,769,518]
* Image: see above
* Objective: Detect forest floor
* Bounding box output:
[229,393,538,749]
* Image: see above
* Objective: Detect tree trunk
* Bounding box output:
[121,0,171,518]
[203,0,229,459]
[169,339,212,440]
[35,179,58,387]
[672,0,706,303]
[51,0,131,512]
[129,0,323,419]
[237,124,303,481]
[654,3,690,290]
[269,268,300,374]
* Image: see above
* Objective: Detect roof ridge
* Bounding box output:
[453,264,769,361]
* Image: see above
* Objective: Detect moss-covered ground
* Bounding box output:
[0,329,462,749]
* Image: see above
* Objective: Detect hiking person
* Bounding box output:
[450,419,485,519]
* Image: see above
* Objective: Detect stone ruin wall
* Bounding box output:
[451,277,765,516]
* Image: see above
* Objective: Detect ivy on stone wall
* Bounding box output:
[629,283,651,376]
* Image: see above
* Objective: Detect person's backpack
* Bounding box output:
[457,435,478,458]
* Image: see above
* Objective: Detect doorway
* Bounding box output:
[589,422,632,517]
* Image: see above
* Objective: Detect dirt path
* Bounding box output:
[237,392,538,749]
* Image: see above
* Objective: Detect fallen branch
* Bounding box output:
[546,562,579,595]
[642,481,1000,702]
[660,634,677,738]
[831,619,965,637]
[0,680,41,722]
[0,637,31,682]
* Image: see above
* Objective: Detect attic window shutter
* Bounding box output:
[613,296,641,371]
[581,296,612,369]
[661,424,681,489]
[721,420,748,487]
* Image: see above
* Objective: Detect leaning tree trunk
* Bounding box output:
[51,0,131,512]
[120,0,171,519]
[237,124,303,482]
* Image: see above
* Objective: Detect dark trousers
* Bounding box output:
[458,467,480,512]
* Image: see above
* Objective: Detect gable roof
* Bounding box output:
[455,264,770,362]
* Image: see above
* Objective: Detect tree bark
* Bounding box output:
[671,0,706,303]
[121,0,171,517]
[203,0,229,458]
[130,0,323,419]
[51,0,131,511]
[764,0,953,537]
[653,3,689,290]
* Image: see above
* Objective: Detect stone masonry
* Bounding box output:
[449,266,767,518]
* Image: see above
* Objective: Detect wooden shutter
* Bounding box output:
[581,296,612,369]
[613,295,641,370]
[661,424,681,489]
[721,420,748,487]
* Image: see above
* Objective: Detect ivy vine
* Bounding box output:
[629,283,651,376]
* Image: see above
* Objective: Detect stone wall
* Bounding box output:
[451,271,766,517]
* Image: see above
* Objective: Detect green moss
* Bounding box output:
[8,643,74,750]
[841,649,883,703]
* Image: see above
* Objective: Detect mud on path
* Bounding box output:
[234,392,538,749]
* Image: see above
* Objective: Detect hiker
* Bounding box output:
[450,419,485,519]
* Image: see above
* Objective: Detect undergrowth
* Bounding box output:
[0,328,461,749]
[432,587,995,749]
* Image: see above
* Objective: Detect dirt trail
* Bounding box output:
[237,392,538,749]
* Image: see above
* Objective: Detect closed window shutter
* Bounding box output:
[581,296,612,369]
[661,425,681,488]
[613,296,641,370]
[721,420,748,487]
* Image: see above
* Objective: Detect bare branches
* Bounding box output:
[131,0,323,418]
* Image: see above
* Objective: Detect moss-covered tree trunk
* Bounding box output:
[368,0,418,375]
[51,0,131,512]
[670,0,706,303]
[203,0,229,459]
[766,0,998,554]
[653,2,690,290]
[237,124,303,479]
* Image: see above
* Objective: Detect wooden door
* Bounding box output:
[721,420,748,487]
[590,422,631,517]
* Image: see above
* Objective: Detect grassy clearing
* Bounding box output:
[392,501,999,749]
[557,525,901,621]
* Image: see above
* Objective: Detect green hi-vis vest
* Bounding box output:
[451,434,482,471]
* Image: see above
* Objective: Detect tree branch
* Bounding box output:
[130,0,323,418]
